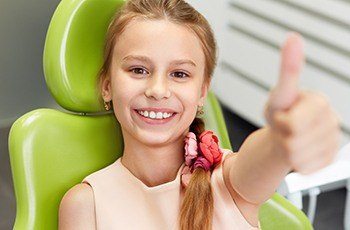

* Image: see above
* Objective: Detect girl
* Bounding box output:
[59,0,340,229]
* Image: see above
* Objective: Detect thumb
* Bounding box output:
[269,32,304,112]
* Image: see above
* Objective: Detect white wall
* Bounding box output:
[189,0,350,146]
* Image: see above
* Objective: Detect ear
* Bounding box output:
[101,76,112,102]
[198,81,210,106]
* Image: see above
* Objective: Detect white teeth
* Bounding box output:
[137,110,174,120]
[149,111,156,119]
[156,112,163,119]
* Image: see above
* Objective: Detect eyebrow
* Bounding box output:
[122,55,197,67]
[122,55,152,64]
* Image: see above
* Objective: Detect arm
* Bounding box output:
[58,183,96,230]
[226,126,291,204]
[225,33,340,205]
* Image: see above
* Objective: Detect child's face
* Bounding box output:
[102,18,208,146]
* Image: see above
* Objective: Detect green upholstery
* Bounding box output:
[9,110,123,229]
[8,0,313,229]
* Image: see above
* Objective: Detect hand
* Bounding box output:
[264,32,341,174]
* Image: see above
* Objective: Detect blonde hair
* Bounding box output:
[98,0,217,229]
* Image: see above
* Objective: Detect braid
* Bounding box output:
[189,117,205,136]
[179,117,214,230]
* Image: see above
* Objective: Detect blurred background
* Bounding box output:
[1,0,349,229]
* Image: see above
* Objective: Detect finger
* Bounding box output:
[292,130,338,174]
[275,109,338,168]
[280,109,338,157]
[297,141,338,175]
[269,32,305,112]
[273,92,338,137]
[279,91,327,135]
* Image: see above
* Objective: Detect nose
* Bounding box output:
[144,73,171,100]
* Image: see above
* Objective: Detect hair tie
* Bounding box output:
[181,130,223,188]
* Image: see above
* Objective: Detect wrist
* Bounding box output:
[266,125,294,173]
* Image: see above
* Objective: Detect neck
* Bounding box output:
[120,130,186,187]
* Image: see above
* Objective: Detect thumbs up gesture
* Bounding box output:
[264,33,341,174]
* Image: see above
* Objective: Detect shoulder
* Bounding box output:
[221,148,260,227]
[58,182,96,230]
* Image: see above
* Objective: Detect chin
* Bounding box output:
[135,129,179,147]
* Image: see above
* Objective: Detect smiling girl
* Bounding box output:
[58,0,341,229]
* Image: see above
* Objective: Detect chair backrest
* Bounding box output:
[8,0,313,229]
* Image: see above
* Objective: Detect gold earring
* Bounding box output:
[196,105,204,116]
[104,101,112,111]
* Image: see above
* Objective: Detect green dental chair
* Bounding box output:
[8,0,313,229]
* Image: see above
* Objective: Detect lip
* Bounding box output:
[135,107,177,113]
[133,109,177,125]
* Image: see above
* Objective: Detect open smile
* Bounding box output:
[133,109,177,125]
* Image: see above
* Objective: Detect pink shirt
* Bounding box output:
[82,149,260,229]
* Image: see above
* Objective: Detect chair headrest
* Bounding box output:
[43,0,125,113]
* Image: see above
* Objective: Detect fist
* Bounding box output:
[264,33,341,174]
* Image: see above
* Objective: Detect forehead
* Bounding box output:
[113,18,205,66]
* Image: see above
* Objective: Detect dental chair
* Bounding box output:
[8,0,313,229]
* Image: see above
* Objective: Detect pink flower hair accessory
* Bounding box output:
[181,130,224,188]
[184,131,198,166]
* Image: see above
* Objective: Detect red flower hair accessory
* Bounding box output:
[181,130,224,188]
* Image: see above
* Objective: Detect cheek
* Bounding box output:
[176,84,201,114]
[110,75,140,120]
[111,70,142,100]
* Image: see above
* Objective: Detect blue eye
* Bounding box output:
[130,67,149,75]
[172,71,189,79]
